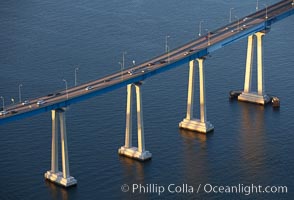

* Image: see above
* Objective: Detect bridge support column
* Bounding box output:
[44,108,77,187]
[118,83,152,161]
[179,58,214,133]
[238,32,270,105]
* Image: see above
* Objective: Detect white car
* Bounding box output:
[85,86,93,90]
[37,100,46,105]
[22,100,30,105]
[0,110,9,116]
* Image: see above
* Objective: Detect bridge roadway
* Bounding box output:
[1,0,293,124]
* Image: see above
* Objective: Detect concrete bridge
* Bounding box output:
[0,0,293,187]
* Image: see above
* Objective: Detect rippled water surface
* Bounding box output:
[0,0,293,199]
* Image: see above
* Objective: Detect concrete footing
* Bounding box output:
[118,146,152,161]
[44,171,77,187]
[238,92,270,105]
[179,118,214,133]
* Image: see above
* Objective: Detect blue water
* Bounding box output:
[0,0,293,199]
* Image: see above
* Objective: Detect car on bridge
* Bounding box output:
[22,100,30,105]
[147,62,155,66]
[85,86,93,90]
[0,110,9,116]
[37,100,46,106]
[11,110,18,114]
[128,70,134,75]
[141,68,150,73]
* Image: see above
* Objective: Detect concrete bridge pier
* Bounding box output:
[238,31,271,105]
[179,58,214,133]
[44,108,77,187]
[118,83,152,161]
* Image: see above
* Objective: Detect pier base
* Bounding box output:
[179,118,214,133]
[238,92,270,105]
[237,32,272,106]
[179,58,214,134]
[45,109,77,187]
[118,146,152,161]
[44,171,77,187]
[119,83,152,161]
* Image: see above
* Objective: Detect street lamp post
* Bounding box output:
[63,79,68,100]
[264,4,268,19]
[205,29,210,46]
[165,35,170,62]
[165,35,170,52]
[198,20,204,37]
[75,67,79,86]
[18,84,23,103]
[235,16,240,31]
[292,0,294,6]
[123,52,126,69]
[0,96,5,111]
[229,8,234,23]
[256,0,259,11]
[119,51,127,80]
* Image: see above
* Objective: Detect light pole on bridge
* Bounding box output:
[264,4,268,19]
[235,16,240,31]
[165,35,170,62]
[18,84,23,103]
[0,96,5,111]
[63,79,68,100]
[256,0,259,11]
[205,29,211,46]
[74,67,79,86]
[198,20,204,37]
[229,8,234,23]
[122,51,126,70]
[165,35,170,53]
[118,51,127,81]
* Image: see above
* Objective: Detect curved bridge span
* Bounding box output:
[0,0,293,187]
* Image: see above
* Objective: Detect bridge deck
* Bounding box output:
[1,0,293,125]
